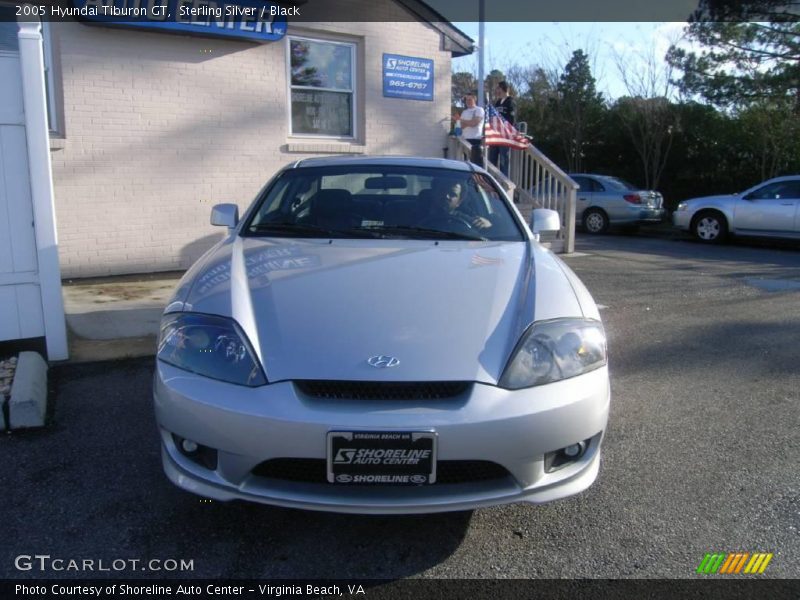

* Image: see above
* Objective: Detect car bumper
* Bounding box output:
[607,207,665,225]
[153,362,610,514]
[672,211,691,230]
[637,207,666,222]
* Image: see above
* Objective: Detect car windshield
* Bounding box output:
[242,165,524,241]
[597,176,639,191]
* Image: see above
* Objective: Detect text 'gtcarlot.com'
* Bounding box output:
[14,554,194,572]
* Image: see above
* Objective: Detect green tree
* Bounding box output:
[666,21,800,110]
[553,50,606,172]
[739,100,800,179]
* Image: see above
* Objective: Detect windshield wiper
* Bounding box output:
[247,222,378,238]
[361,225,486,241]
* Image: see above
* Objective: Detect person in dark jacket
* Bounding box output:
[488,81,515,176]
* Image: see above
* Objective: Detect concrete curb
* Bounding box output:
[67,335,157,364]
[9,351,48,429]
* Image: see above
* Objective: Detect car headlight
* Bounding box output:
[157,313,267,387]
[676,202,688,211]
[499,318,606,389]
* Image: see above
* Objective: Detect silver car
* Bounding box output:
[570,174,665,234]
[673,175,800,243]
[153,156,610,514]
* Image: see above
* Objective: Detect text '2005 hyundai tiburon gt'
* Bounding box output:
[154,157,610,514]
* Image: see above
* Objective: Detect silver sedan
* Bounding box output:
[570,174,665,234]
[673,175,800,243]
[153,156,610,514]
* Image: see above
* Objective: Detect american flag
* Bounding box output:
[484,104,529,149]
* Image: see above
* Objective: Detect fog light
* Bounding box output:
[172,434,218,470]
[545,439,590,473]
[563,442,586,458]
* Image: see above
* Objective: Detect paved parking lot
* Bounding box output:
[1,234,798,579]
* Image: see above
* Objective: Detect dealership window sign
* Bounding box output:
[382,53,433,101]
[70,0,287,42]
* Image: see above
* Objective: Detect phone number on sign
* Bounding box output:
[388,81,428,90]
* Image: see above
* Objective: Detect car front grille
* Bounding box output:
[251,459,510,485]
[294,380,471,401]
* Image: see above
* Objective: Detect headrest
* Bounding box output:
[310,189,354,218]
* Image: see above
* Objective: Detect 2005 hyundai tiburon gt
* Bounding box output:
[154,156,609,514]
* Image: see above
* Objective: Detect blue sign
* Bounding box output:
[71,0,287,43]
[382,53,433,102]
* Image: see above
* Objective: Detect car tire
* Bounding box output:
[583,208,609,234]
[691,210,728,244]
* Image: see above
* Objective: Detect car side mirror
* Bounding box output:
[531,208,561,237]
[211,203,239,228]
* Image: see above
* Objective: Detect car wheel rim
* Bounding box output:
[697,217,719,240]
[586,213,604,232]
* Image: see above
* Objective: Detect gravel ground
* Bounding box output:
[0,234,798,581]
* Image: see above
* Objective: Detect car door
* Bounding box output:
[588,177,625,220]
[734,180,800,233]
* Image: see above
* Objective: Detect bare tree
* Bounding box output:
[612,37,681,190]
[505,63,558,130]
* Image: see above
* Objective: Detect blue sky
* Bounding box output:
[452,22,688,100]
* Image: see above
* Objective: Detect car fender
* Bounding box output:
[684,195,737,226]
[163,236,234,313]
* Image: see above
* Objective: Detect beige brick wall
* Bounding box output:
[49,9,454,277]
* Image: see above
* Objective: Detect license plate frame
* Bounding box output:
[326,431,437,485]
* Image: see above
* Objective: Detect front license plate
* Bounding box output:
[327,431,437,485]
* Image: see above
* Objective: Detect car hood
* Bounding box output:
[175,236,584,384]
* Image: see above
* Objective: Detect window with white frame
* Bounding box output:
[288,36,355,138]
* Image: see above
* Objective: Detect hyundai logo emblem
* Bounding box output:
[367,355,400,368]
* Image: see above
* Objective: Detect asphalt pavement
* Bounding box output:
[1,233,798,580]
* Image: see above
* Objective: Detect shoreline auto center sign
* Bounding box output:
[382,53,433,101]
[69,0,287,42]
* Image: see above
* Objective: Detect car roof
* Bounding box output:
[763,175,800,183]
[570,173,623,180]
[291,155,478,172]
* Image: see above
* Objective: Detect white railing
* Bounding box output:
[446,135,577,253]
[510,143,577,253]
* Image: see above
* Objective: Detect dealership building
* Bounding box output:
[2,0,473,279]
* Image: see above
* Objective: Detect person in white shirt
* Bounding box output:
[456,94,485,167]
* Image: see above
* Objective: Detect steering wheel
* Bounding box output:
[446,213,477,231]
[423,213,475,231]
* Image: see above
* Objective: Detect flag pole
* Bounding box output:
[477,0,485,167]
